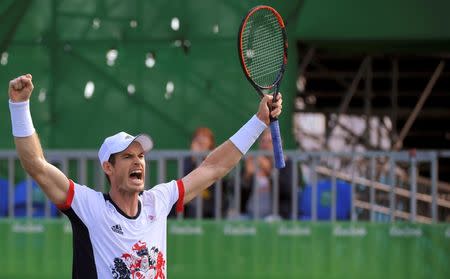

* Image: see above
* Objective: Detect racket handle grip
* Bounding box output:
[270,120,285,169]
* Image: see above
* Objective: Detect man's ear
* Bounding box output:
[102,161,113,176]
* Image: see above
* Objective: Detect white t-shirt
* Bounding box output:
[60,179,184,279]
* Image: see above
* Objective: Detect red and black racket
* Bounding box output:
[238,5,288,168]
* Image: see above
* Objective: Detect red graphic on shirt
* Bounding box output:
[110,240,166,279]
[155,252,165,279]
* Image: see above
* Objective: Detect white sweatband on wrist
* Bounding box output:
[230,115,267,155]
[9,100,36,137]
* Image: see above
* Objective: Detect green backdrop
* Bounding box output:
[2,0,450,150]
[0,220,448,278]
[295,0,450,52]
[0,0,301,151]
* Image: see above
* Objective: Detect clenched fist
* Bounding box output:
[9,74,34,102]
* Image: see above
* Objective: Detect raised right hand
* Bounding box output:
[256,93,283,126]
[9,74,34,102]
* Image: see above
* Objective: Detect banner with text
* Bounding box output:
[0,220,448,278]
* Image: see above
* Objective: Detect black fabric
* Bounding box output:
[62,208,98,279]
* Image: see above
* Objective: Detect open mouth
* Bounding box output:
[129,170,143,181]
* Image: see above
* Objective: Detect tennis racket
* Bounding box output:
[238,5,288,169]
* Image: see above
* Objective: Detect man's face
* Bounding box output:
[191,134,213,152]
[108,142,146,193]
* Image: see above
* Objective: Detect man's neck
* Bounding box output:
[109,188,140,217]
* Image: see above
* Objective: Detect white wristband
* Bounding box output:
[9,100,36,137]
[230,115,267,155]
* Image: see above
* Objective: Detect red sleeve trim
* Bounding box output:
[57,179,75,210]
[176,179,185,213]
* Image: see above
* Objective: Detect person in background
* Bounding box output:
[182,127,227,218]
[241,129,298,219]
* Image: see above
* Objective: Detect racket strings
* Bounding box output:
[241,10,284,87]
[242,17,283,82]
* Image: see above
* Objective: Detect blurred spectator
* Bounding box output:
[170,127,228,218]
[240,129,299,219]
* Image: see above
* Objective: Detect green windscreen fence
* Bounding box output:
[295,0,450,52]
[0,0,300,150]
[2,0,450,150]
[0,220,448,278]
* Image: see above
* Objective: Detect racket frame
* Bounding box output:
[237,5,288,168]
[238,5,288,96]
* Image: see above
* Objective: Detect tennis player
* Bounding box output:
[8,74,283,278]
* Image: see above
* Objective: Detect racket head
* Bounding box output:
[238,5,288,96]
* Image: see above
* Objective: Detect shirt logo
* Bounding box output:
[110,240,166,279]
[111,224,123,235]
